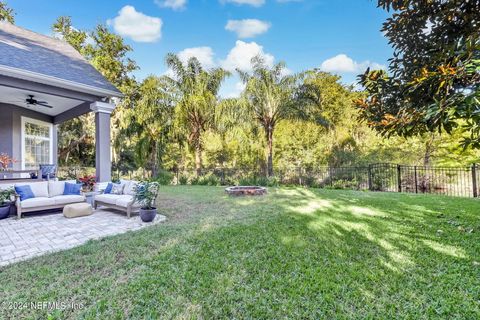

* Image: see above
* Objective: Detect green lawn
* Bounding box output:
[1,186,479,319]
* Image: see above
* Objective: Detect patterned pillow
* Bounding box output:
[124,181,138,195]
[110,183,124,195]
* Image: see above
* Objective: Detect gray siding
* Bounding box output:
[0,104,13,156]
[0,103,56,170]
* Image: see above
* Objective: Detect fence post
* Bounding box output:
[367,164,373,191]
[414,166,418,193]
[397,165,402,192]
[329,167,333,187]
[472,163,478,198]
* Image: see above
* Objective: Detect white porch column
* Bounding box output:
[52,124,58,167]
[90,101,115,182]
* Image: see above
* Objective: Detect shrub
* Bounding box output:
[330,178,360,190]
[178,175,189,185]
[238,176,279,187]
[192,174,220,186]
[190,176,200,185]
[154,169,174,185]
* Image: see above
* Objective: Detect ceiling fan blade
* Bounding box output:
[35,100,48,104]
[35,102,53,109]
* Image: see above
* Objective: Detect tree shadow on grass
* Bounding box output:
[0,187,479,319]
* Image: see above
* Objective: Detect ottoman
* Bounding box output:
[63,202,93,218]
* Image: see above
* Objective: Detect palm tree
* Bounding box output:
[166,53,230,176]
[121,76,175,177]
[0,1,15,24]
[237,56,297,177]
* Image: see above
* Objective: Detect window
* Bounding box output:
[21,117,53,170]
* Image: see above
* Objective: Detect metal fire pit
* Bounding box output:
[225,186,267,196]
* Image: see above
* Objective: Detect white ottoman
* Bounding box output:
[63,202,93,218]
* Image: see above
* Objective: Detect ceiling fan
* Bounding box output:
[26,95,53,109]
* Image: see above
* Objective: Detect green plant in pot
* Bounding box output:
[0,188,15,220]
[133,181,160,222]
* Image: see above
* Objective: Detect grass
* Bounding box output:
[1,186,479,319]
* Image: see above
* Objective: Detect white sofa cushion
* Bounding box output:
[48,180,76,197]
[95,182,109,193]
[15,181,49,198]
[95,194,120,205]
[21,197,55,209]
[0,183,14,191]
[51,195,85,205]
[115,195,139,208]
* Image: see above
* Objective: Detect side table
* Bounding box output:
[83,191,99,207]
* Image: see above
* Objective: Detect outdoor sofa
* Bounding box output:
[14,180,86,219]
[93,180,140,218]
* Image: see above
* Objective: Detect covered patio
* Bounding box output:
[0,21,122,183]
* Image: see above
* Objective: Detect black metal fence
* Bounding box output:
[180,163,480,198]
[59,163,480,198]
[280,163,480,198]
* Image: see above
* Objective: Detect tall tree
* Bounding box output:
[295,70,355,128]
[0,1,14,24]
[122,76,176,177]
[238,56,297,176]
[52,17,87,52]
[166,53,230,175]
[52,17,138,169]
[356,0,480,147]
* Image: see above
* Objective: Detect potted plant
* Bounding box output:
[0,153,16,171]
[133,181,160,222]
[0,188,15,220]
[79,175,96,192]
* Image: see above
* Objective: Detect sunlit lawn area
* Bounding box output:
[1,186,479,319]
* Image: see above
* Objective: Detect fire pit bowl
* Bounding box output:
[225,186,267,196]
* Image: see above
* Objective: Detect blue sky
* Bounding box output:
[7,0,392,96]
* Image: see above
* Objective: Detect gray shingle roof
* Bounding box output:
[0,22,121,95]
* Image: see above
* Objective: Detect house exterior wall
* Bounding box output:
[0,103,57,170]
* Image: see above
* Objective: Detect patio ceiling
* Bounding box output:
[0,85,84,117]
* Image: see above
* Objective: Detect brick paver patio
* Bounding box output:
[0,210,166,266]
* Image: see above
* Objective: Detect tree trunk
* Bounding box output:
[195,144,202,177]
[266,126,274,177]
[152,141,159,178]
[421,133,435,192]
[423,135,434,166]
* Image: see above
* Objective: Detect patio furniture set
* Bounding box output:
[5,179,141,220]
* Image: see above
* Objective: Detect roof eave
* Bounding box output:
[0,64,124,99]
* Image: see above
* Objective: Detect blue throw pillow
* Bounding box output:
[63,182,82,195]
[15,185,35,201]
[104,183,113,194]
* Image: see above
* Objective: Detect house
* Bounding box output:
[0,21,122,182]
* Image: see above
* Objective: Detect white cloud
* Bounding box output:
[107,6,162,43]
[155,0,187,10]
[320,54,385,74]
[177,46,216,68]
[221,40,275,72]
[225,81,247,98]
[225,19,271,38]
[222,0,265,7]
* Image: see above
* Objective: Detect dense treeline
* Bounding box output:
[51,16,480,179]
[1,2,478,181]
